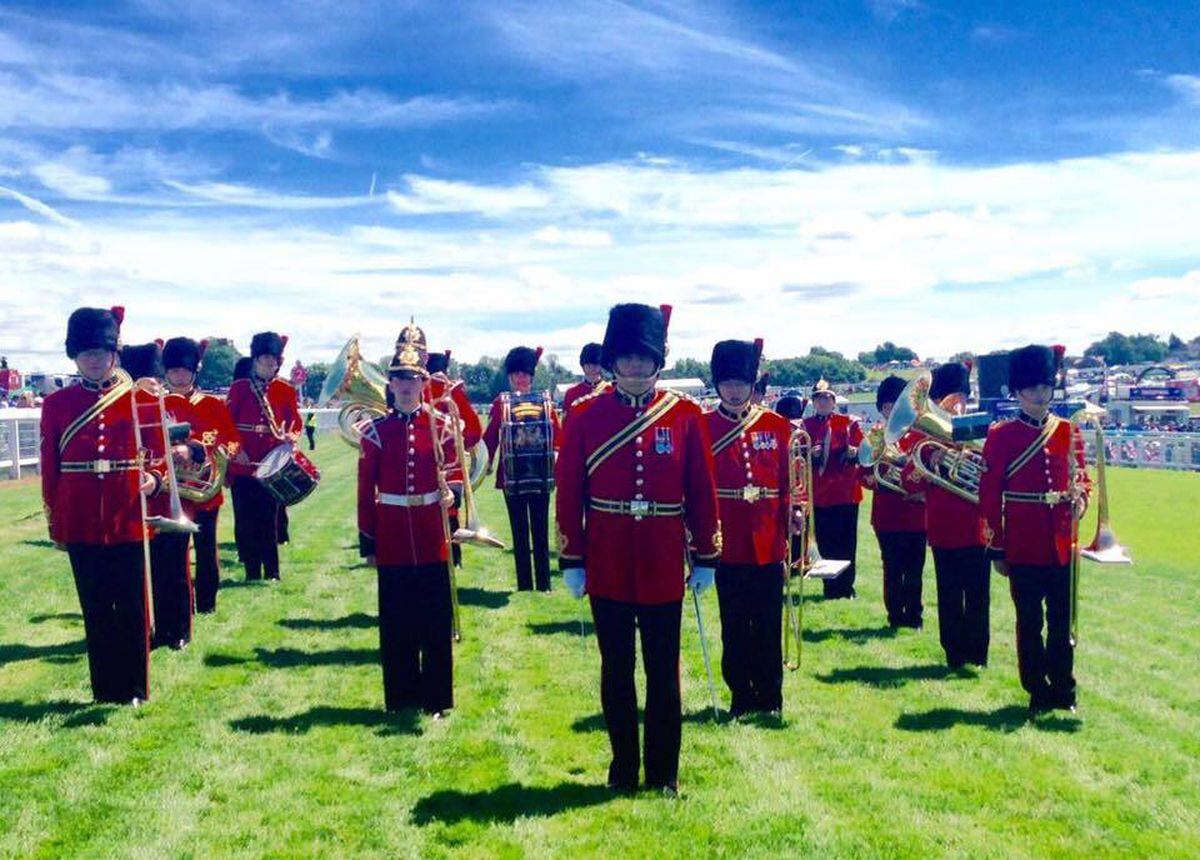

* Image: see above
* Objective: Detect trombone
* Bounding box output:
[782,426,812,671]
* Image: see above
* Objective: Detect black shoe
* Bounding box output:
[646,781,679,798]
[170,638,189,651]
[128,697,144,709]
[265,572,281,581]
[1027,695,1052,720]
[606,779,638,795]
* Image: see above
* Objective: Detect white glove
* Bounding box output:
[689,566,716,595]
[564,568,587,599]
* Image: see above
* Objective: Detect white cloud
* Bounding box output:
[31,162,112,198]
[387,176,551,216]
[1129,270,1200,300]
[533,226,612,247]
[1162,74,1200,105]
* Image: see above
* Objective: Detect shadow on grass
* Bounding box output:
[0,640,86,666]
[27,612,83,625]
[802,625,900,644]
[19,539,58,549]
[230,706,420,736]
[815,664,959,688]
[218,541,238,552]
[204,647,377,669]
[410,782,612,825]
[895,705,1082,734]
[279,613,377,631]
[527,620,594,637]
[571,708,720,733]
[0,699,113,727]
[458,587,510,609]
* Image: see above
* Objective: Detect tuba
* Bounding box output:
[319,335,389,448]
[858,422,909,495]
[886,371,985,504]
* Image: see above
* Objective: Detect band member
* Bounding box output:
[865,375,927,629]
[425,345,483,570]
[918,363,990,667]
[980,345,1090,717]
[484,346,561,592]
[40,307,159,704]
[750,371,770,406]
[705,339,791,717]
[358,332,458,716]
[802,380,863,599]
[557,303,721,796]
[226,332,301,581]
[229,357,252,565]
[562,342,609,418]
[162,337,239,615]
[121,341,192,650]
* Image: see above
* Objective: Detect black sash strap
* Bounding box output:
[1005,415,1061,480]
[711,406,764,458]
[585,392,680,477]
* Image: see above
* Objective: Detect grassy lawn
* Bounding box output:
[1,439,1197,858]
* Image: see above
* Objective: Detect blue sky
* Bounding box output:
[1,0,1198,372]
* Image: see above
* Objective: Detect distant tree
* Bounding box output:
[763,348,867,387]
[947,351,975,365]
[197,339,240,390]
[858,341,919,366]
[663,358,711,381]
[303,361,329,402]
[1084,332,1167,365]
[533,353,575,394]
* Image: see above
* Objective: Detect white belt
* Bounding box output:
[379,491,442,507]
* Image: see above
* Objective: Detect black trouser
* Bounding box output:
[590,597,682,789]
[877,530,927,628]
[305,426,316,450]
[378,563,454,713]
[932,546,991,667]
[149,531,193,648]
[193,508,221,613]
[1009,563,1075,706]
[66,542,149,703]
[448,485,463,569]
[813,504,859,598]
[230,479,248,563]
[716,562,784,714]
[232,477,280,580]
[504,491,551,591]
[276,503,290,545]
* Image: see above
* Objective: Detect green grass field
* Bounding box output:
[2,440,1197,858]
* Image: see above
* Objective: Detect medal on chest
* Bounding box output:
[655,426,674,455]
[750,431,777,451]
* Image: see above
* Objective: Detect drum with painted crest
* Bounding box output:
[255,443,321,506]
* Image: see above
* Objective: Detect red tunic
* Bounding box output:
[979,413,1091,567]
[802,413,864,507]
[704,405,792,566]
[864,428,926,533]
[482,392,562,491]
[357,407,458,566]
[563,379,611,420]
[226,377,301,477]
[424,376,481,487]
[40,376,164,545]
[164,389,240,512]
[555,387,721,604]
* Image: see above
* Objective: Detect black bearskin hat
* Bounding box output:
[579,342,603,367]
[775,394,806,420]
[930,362,971,402]
[65,306,122,359]
[250,331,286,359]
[120,341,164,381]
[875,375,907,411]
[426,349,451,375]
[601,303,670,372]
[711,339,762,386]
[504,346,542,376]
[1008,344,1058,392]
[232,357,252,381]
[162,337,206,373]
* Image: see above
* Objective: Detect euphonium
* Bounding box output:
[858,422,908,494]
[319,335,389,448]
[173,438,229,503]
[886,371,985,504]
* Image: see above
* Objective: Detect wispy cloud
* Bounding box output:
[0,185,80,227]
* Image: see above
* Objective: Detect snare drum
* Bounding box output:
[255,443,321,506]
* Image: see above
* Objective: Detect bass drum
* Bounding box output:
[255,443,322,506]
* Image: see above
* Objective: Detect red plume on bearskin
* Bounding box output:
[198,339,209,359]
[753,337,764,360]
[281,335,289,351]
[963,358,973,373]
[445,349,452,361]
[659,304,673,334]
[111,306,125,326]
[154,338,165,349]
[535,346,544,361]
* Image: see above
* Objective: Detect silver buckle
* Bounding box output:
[95,460,111,474]
[630,500,650,517]
[741,486,761,502]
